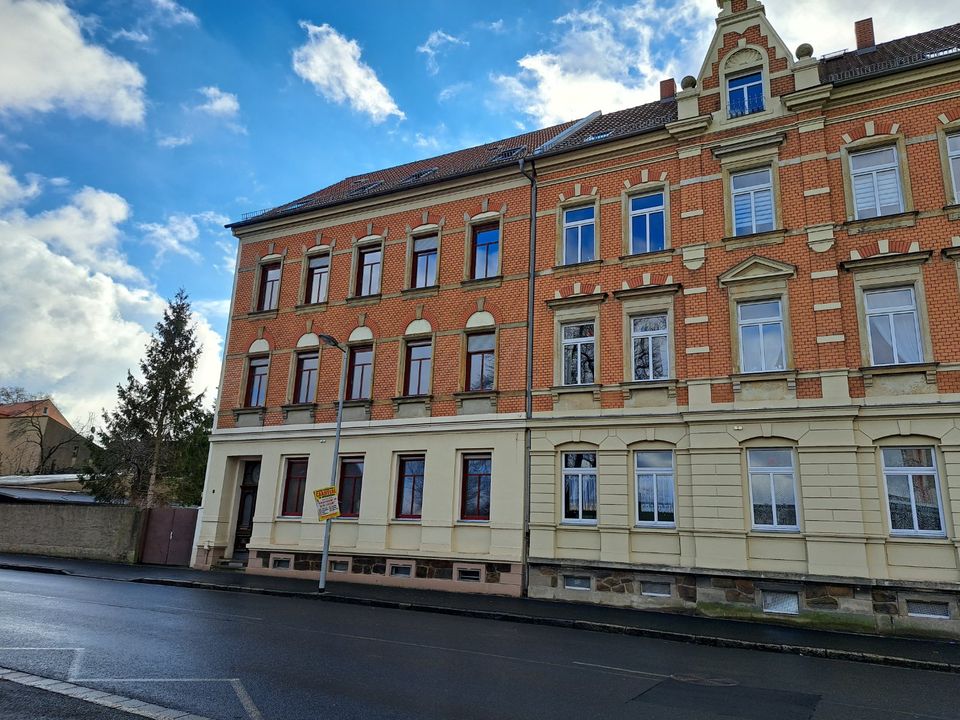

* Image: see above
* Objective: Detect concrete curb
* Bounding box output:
[3,562,958,675]
[0,666,209,720]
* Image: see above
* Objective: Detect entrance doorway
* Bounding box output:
[233,459,260,563]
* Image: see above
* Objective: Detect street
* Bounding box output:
[0,569,957,720]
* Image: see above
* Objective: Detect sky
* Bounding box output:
[0,0,955,424]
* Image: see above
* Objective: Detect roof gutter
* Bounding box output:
[518,154,536,600]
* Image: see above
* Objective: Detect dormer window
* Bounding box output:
[728,71,764,118]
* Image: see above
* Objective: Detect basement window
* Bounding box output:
[641,581,672,597]
[906,600,950,619]
[271,557,291,569]
[762,590,799,615]
[389,564,413,578]
[457,568,482,583]
[329,560,349,573]
[564,575,591,591]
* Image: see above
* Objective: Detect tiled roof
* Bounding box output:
[0,399,72,430]
[820,23,960,85]
[233,23,960,229]
[233,121,579,227]
[547,98,677,153]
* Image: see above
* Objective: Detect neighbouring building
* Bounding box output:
[0,399,90,476]
[198,0,960,636]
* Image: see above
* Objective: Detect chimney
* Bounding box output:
[855,18,875,50]
[660,78,676,101]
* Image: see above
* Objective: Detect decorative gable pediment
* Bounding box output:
[718,255,796,286]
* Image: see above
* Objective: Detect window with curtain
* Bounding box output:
[465,333,495,391]
[747,448,798,530]
[948,133,960,205]
[561,322,595,385]
[305,254,329,304]
[882,447,944,536]
[338,457,364,518]
[864,287,921,366]
[635,450,675,525]
[731,168,774,236]
[396,455,425,519]
[562,452,597,523]
[850,147,903,219]
[461,454,491,521]
[631,314,669,381]
[280,458,308,517]
[738,300,785,373]
[356,246,382,296]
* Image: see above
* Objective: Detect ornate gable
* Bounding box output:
[718,255,796,286]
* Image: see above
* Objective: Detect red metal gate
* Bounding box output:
[141,507,198,566]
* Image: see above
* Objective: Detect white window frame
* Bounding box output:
[850,147,904,220]
[561,321,595,386]
[628,192,665,254]
[737,299,785,373]
[630,314,669,381]
[947,133,960,205]
[731,168,773,236]
[864,287,923,366]
[881,447,946,538]
[635,450,675,527]
[561,452,597,525]
[747,448,799,532]
[727,70,764,118]
[562,206,596,265]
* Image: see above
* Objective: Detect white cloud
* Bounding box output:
[413,132,441,150]
[0,0,146,125]
[149,0,198,27]
[157,133,193,148]
[479,19,505,34]
[193,298,231,318]
[0,166,223,421]
[0,163,40,209]
[111,0,198,45]
[292,21,405,123]
[438,81,470,102]
[416,30,468,75]
[139,210,230,264]
[195,86,239,118]
[215,239,237,274]
[112,28,150,44]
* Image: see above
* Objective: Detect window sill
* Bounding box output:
[401,285,439,299]
[246,309,278,320]
[460,275,502,290]
[633,523,677,531]
[294,302,327,313]
[340,399,371,421]
[859,362,937,387]
[620,379,678,401]
[721,228,785,251]
[334,516,358,522]
[550,384,602,402]
[232,407,265,428]
[944,203,960,222]
[346,294,381,306]
[454,390,497,415]
[392,395,432,417]
[559,521,598,528]
[731,370,796,393]
[281,403,316,423]
[275,515,303,522]
[844,210,918,235]
[550,259,602,277]
[750,526,801,534]
[619,249,674,267]
[457,519,490,525]
[391,517,422,523]
[888,532,949,541]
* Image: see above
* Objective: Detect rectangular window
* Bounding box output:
[293,352,318,404]
[338,457,363,518]
[257,263,281,311]
[471,224,499,279]
[245,356,269,407]
[728,71,764,117]
[738,299,785,373]
[396,455,425,519]
[389,564,412,577]
[461,454,491,521]
[562,206,595,265]
[280,458,308,517]
[562,452,597,523]
[329,560,349,573]
[629,192,665,254]
[356,246,382,297]
[404,341,432,396]
[631,314,669,381]
[850,147,903,219]
[906,600,950,618]
[882,447,944,536]
[641,581,672,597]
[411,235,438,288]
[864,287,922,366]
[748,448,798,530]
[457,568,482,582]
[948,133,960,205]
[304,254,329,305]
[466,333,495,391]
[561,322,595,386]
[762,591,800,615]
[635,450,675,526]
[564,575,591,590]
[731,168,774,236]
[347,346,373,400]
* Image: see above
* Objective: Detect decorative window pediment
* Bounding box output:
[718,256,796,286]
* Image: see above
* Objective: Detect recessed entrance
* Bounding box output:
[233,459,260,563]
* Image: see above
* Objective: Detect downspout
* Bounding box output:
[518,156,537,598]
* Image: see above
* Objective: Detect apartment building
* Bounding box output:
[198,0,960,635]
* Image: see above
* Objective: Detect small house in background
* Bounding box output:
[0,474,101,505]
[0,398,91,475]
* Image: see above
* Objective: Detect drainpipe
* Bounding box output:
[518,156,537,597]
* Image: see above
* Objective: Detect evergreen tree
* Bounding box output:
[80,289,209,506]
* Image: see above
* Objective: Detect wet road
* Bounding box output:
[0,569,957,719]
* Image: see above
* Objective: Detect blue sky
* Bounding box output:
[0,0,952,421]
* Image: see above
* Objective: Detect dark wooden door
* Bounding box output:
[141,507,198,566]
[233,460,260,558]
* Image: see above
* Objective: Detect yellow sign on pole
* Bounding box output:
[313,487,340,521]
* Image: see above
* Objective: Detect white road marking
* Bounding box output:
[571,661,671,679]
[231,679,265,720]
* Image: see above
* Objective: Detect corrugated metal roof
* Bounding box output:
[0,487,101,504]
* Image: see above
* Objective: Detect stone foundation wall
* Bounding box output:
[529,562,960,639]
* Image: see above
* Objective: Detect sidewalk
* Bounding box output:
[2,552,958,673]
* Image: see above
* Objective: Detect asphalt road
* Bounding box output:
[0,569,957,720]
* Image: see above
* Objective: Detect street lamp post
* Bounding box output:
[317,333,348,593]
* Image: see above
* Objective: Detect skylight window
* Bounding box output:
[585,130,612,142]
[347,180,384,197]
[400,167,438,185]
[489,145,526,162]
